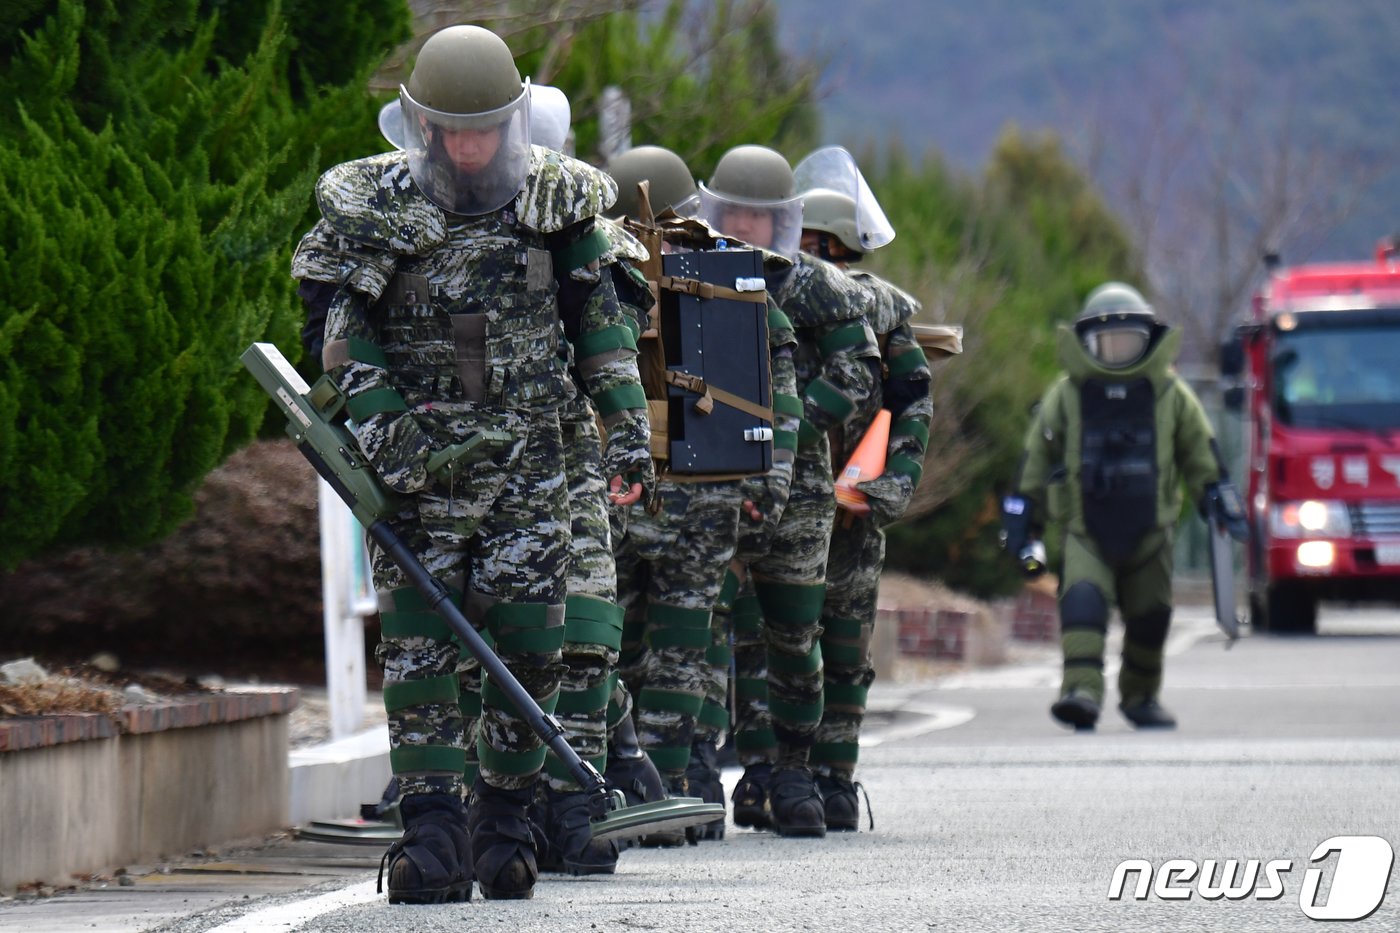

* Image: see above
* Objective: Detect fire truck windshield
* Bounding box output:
[1273,320,1400,430]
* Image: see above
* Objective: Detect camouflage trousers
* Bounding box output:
[812,510,885,782]
[724,441,835,768]
[459,401,621,793]
[372,404,568,797]
[614,479,743,778]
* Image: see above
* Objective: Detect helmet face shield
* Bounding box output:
[378,99,406,150]
[697,183,802,258]
[1083,322,1151,368]
[527,84,570,153]
[793,146,894,251]
[400,79,531,215]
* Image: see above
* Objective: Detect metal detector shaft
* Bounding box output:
[362,517,611,807]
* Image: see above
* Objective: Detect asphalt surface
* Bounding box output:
[5,603,1399,932]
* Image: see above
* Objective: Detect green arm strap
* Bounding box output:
[553,226,610,271]
[573,324,638,360]
[593,383,648,415]
[346,386,408,421]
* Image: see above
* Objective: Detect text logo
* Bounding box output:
[1109,836,1394,921]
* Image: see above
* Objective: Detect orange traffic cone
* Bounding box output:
[834,409,891,515]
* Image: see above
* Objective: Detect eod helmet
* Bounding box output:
[697,145,802,258]
[1074,282,1159,368]
[794,145,895,261]
[606,145,698,221]
[399,25,531,215]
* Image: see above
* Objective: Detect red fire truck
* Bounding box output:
[1222,238,1400,633]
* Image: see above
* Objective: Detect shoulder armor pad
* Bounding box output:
[775,253,873,326]
[516,147,618,233]
[598,216,651,264]
[851,270,921,333]
[315,153,447,254]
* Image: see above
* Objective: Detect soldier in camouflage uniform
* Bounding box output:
[601,146,801,844]
[290,26,653,903]
[698,145,898,838]
[793,151,938,829]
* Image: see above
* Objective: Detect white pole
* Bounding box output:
[318,478,372,741]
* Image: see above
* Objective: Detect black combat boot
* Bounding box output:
[730,762,773,830]
[604,714,667,807]
[1051,690,1101,731]
[1119,697,1177,729]
[684,739,726,841]
[604,714,670,849]
[377,792,473,904]
[816,773,871,832]
[537,785,619,875]
[467,778,539,899]
[768,767,826,838]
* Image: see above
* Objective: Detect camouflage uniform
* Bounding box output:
[614,287,800,789]
[291,147,650,810]
[720,253,892,830]
[813,274,932,825]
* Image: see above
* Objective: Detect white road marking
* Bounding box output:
[860,703,976,745]
[203,878,380,933]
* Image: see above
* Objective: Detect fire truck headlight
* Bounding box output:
[1270,500,1352,538]
[1296,540,1336,569]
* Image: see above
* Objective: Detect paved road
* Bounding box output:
[5,604,1399,931]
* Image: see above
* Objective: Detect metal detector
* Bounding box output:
[242,343,722,842]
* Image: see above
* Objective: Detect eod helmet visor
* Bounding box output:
[400,79,531,215]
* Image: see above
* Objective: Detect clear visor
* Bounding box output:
[528,84,571,153]
[696,184,802,258]
[400,79,531,215]
[1085,324,1151,367]
[793,145,895,251]
[378,99,406,150]
[667,191,701,218]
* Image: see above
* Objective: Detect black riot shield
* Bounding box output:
[656,248,773,475]
[1208,520,1242,643]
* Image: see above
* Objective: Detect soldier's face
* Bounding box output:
[437,125,503,173]
[722,206,774,249]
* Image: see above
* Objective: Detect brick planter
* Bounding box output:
[1010,586,1060,643]
[885,607,970,660]
[0,687,299,894]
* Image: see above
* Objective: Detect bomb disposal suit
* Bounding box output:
[1008,284,1242,732]
[289,26,652,903]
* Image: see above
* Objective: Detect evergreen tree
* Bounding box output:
[0,0,408,570]
[877,127,1143,597]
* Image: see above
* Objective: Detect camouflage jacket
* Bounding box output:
[837,269,933,488]
[771,253,889,450]
[290,146,649,493]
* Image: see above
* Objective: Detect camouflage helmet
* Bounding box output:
[1075,282,1158,368]
[406,25,523,117]
[708,145,796,202]
[801,188,864,254]
[607,145,698,220]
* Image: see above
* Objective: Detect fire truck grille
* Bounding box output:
[1350,501,1400,537]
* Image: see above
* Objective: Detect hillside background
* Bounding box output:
[771,0,1400,353]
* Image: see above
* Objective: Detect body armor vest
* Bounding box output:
[373,209,569,411]
[1079,377,1158,557]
